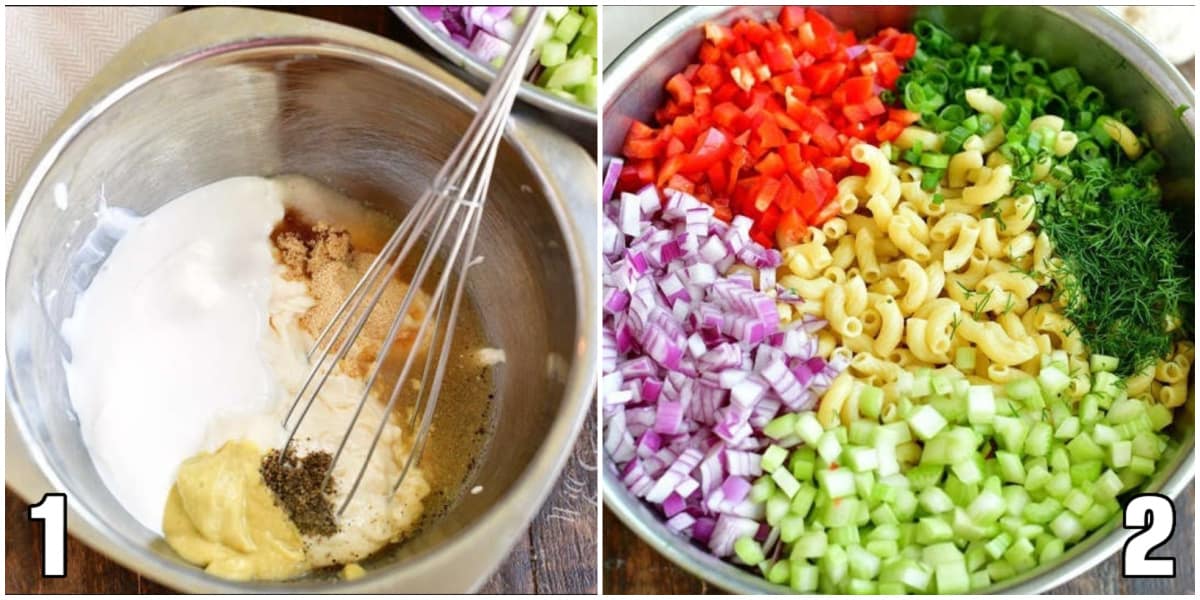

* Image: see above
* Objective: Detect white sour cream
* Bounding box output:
[63,176,285,534]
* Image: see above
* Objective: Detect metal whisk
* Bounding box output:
[279,7,547,515]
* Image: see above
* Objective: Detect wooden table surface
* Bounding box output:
[3,6,596,594]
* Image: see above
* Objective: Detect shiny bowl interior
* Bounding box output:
[5,36,588,592]
[392,6,597,127]
[602,5,1195,594]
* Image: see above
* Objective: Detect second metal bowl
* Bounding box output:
[602,5,1195,594]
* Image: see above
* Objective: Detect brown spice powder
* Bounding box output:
[260,446,340,537]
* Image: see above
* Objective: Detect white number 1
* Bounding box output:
[1122,493,1176,578]
[28,493,67,577]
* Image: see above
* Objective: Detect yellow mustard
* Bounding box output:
[162,440,309,581]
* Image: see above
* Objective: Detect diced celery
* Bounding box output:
[1129,455,1155,476]
[795,412,824,445]
[1146,403,1173,431]
[1069,461,1102,487]
[767,494,790,526]
[832,426,849,445]
[545,6,570,22]
[830,524,860,547]
[539,40,568,68]
[735,536,766,564]
[847,578,877,594]
[764,413,799,439]
[935,560,970,594]
[967,489,1007,524]
[908,405,949,441]
[969,569,992,591]
[1070,434,1104,460]
[944,474,979,506]
[773,467,802,498]
[1054,416,1081,440]
[1050,446,1071,472]
[1023,498,1063,524]
[905,463,944,491]
[868,523,901,541]
[876,442,900,477]
[1050,511,1085,543]
[870,481,899,507]
[766,559,790,584]
[988,559,1016,582]
[1092,371,1122,398]
[762,444,788,472]
[1045,472,1072,499]
[817,468,856,499]
[787,477,816,516]
[871,503,900,526]
[859,385,885,419]
[854,471,876,499]
[878,581,907,595]
[820,544,849,584]
[1106,396,1146,425]
[878,421,914,444]
[847,544,882,580]
[1131,431,1163,459]
[791,447,816,482]
[1023,422,1052,457]
[1025,462,1052,492]
[918,486,955,514]
[898,560,932,592]
[790,561,820,592]
[849,420,877,446]
[984,531,1013,559]
[1079,393,1101,425]
[1093,469,1122,501]
[1003,485,1031,518]
[952,455,985,485]
[992,416,1028,453]
[1039,538,1065,563]
[780,514,806,543]
[922,541,964,566]
[1080,502,1113,530]
[1089,353,1119,373]
[846,445,879,472]
[995,451,1026,484]
[818,431,843,463]
[922,427,979,464]
[867,539,899,558]
[824,497,859,527]
[892,488,919,522]
[897,441,922,465]
[952,506,994,541]
[912,368,933,398]
[966,385,996,425]
[553,10,584,42]
[1104,441,1132,468]
[1002,537,1037,571]
[791,530,828,559]
[964,541,989,571]
[1038,365,1071,397]
[750,476,777,503]
[545,56,592,90]
[916,516,954,544]
[1063,488,1095,516]
[1005,377,1041,404]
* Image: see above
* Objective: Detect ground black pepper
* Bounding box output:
[261,446,340,537]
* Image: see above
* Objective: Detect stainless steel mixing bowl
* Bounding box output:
[602,5,1195,594]
[4,7,597,593]
[393,6,597,128]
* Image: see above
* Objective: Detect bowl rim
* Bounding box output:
[3,26,598,593]
[601,4,1195,595]
[392,6,598,126]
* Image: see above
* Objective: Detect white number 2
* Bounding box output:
[1122,493,1176,578]
[28,493,67,577]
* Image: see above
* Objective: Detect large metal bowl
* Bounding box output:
[602,5,1195,594]
[393,6,597,129]
[4,7,597,593]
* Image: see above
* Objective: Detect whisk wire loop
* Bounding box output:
[279,7,547,516]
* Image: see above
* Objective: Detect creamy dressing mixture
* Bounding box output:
[62,175,495,577]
